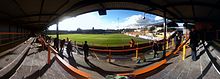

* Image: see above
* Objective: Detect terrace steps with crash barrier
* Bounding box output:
[0,37,33,78]
[0,33,176,79]
[145,41,220,79]
[40,31,186,78]
[1,34,220,79]
[73,31,178,62]
[0,31,189,79]
[115,38,190,78]
[47,37,220,78]
[0,32,30,52]
[0,37,80,79]
[43,37,176,79]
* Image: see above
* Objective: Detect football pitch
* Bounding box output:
[49,34,149,47]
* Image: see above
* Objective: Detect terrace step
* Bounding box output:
[147,43,220,79]
[9,42,75,79]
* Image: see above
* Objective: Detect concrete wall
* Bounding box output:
[0,22,30,46]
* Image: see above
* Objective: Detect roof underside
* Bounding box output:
[0,0,220,31]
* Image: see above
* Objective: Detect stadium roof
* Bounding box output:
[1,0,220,31]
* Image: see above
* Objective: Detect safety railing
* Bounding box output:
[116,37,190,77]
[91,44,153,62]
[44,31,180,78]
[74,31,178,62]
[0,37,33,78]
[43,36,91,79]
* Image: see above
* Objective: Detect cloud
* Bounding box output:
[49,12,107,30]
[119,14,151,28]
[48,11,164,30]
[155,16,163,20]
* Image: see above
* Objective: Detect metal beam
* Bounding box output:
[39,0,45,21]
[56,19,59,52]
[163,1,220,10]
[207,0,220,17]
[190,0,196,19]
[163,0,184,22]
[170,17,220,22]
[20,21,49,25]
[137,0,179,18]
[163,11,167,59]
[99,2,105,9]
[48,0,104,26]
[12,0,26,15]
[13,14,57,19]
[0,11,13,18]
[48,0,69,21]
[171,7,184,22]
[21,23,48,25]
[22,24,47,27]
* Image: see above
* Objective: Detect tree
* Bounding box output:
[92,27,94,30]
[77,28,82,31]
[149,26,156,32]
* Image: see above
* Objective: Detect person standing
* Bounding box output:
[153,40,159,58]
[54,38,59,51]
[189,27,199,61]
[66,40,73,57]
[60,39,65,52]
[174,32,182,50]
[129,39,135,48]
[83,41,89,59]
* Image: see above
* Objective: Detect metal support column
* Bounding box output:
[45,27,48,36]
[9,24,11,42]
[163,11,167,59]
[56,20,59,52]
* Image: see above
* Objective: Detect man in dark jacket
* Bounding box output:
[83,41,89,59]
[190,27,199,61]
[153,41,159,58]
[66,40,73,57]
[60,39,65,52]
[54,38,59,51]
[174,32,182,50]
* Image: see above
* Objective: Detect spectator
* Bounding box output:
[74,41,77,52]
[38,35,46,50]
[129,39,135,48]
[54,38,59,51]
[83,41,89,59]
[174,32,182,50]
[60,39,65,52]
[66,37,69,43]
[189,27,199,61]
[66,40,73,57]
[152,40,159,58]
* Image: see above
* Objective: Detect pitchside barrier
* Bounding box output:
[117,37,190,77]
[74,31,178,61]
[74,31,177,51]
[76,41,153,50]
[42,31,191,79]
[75,31,177,50]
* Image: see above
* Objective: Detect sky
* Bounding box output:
[48,10,164,31]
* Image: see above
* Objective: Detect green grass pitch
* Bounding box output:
[49,34,149,47]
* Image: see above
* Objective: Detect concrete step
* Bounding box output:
[9,43,75,79]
